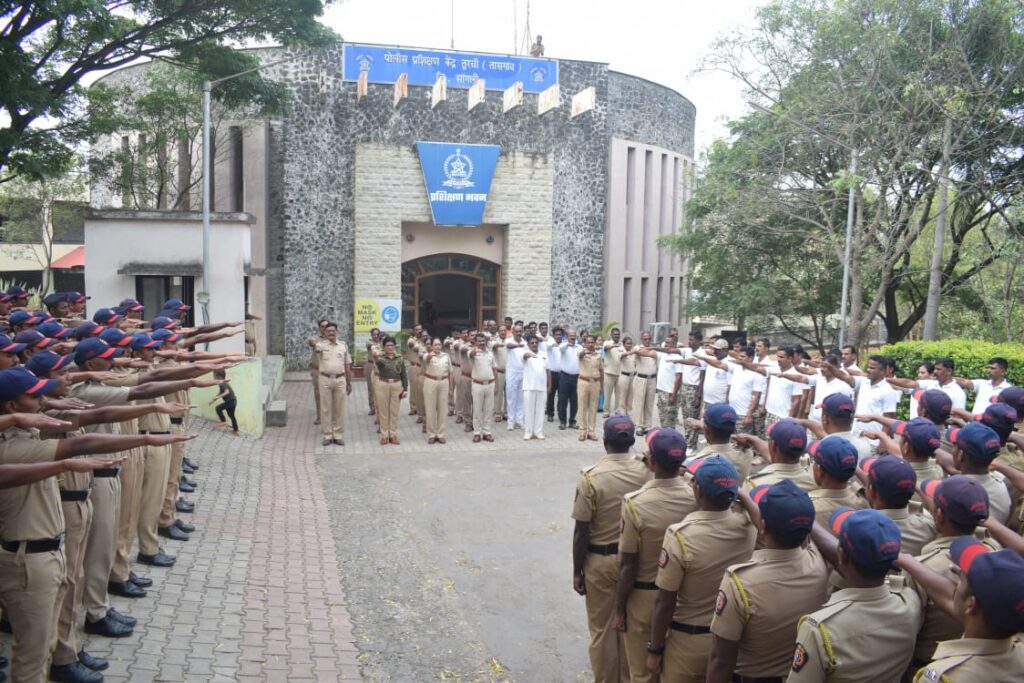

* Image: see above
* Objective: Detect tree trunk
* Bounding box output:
[922,118,952,339]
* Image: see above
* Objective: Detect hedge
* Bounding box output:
[882,340,1024,387]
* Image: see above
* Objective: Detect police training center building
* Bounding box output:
[92,43,695,368]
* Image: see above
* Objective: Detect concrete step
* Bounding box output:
[266,399,287,427]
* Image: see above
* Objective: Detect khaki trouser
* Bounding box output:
[662,629,713,682]
[54,498,92,666]
[410,364,424,415]
[631,376,656,431]
[0,547,66,682]
[422,377,448,439]
[656,390,679,429]
[603,373,620,415]
[309,367,321,417]
[680,384,701,445]
[318,373,348,440]
[366,364,377,413]
[457,373,473,425]
[138,443,171,557]
[83,474,120,622]
[158,422,186,528]
[471,381,495,436]
[583,552,628,683]
[578,377,601,437]
[623,587,658,683]
[616,373,634,418]
[375,379,403,438]
[111,447,145,583]
[494,369,506,417]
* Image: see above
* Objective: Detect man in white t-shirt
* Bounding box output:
[678,331,706,446]
[543,325,562,423]
[888,357,968,411]
[519,335,551,439]
[741,346,800,427]
[697,344,765,434]
[750,337,776,437]
[953,356,1013,415]
[779,352,855,422]
[504,324,527,430]
[854,355,900,437]
[841,344,861,373]
[697,339,731,408]
[651,338,684,428]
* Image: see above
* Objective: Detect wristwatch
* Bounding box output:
[645,641,665,656]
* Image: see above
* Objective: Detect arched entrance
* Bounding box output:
[401,254,500,338]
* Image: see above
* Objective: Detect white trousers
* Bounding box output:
[505,371,524,425]
[524,390,546,438]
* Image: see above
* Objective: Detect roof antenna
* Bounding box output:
[450,0,455,49]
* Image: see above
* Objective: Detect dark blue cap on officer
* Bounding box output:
[767,418,807,458]
[893,417,941,456]
[36,320,73,339]
[946,422,1002,464]
[688,455,739,502]
[750,480,815,546]
[977,403,1018,444]
[912,388,952,423]
[829,508,901,573]
[603,413,635,448]
[949,540,1024,636]
[921,475,989,528]
[26,350,74,377]
[648,428,687,468]
[809,435,858,480]
[821,393,855,419]
[704,403,737,432]
[0,335,26,354]
[13,330,56,350]
[98,327,133,348]
[0,367,60,403]
[74,338,122,366]
[8,310,40,327]
[862,455,916,508]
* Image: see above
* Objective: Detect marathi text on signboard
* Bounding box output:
[354,298,402,332]
[342,44,558,94]
[416,142,501,226]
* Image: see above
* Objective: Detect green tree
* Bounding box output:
[0,0,336,183]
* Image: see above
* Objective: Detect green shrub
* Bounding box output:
[882,339,1024,386]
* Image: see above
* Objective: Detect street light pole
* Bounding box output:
[838,150,856,348]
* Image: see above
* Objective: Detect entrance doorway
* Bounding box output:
[401,254,500,338]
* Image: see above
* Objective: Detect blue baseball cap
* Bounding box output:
[750,479,815,545]
[946,422,1002,464]
[766,418,807,458]
[913,389,952,422]
[13,330,56,350]
[66,291,89,304]
[92,308,122,325]
[74,337,123,365]
[0,367,60,403]
[4,286,29,300]
[151,328,181,344]
[893,417,942,455]
[163,298,191,311]
[72,321,105,341]
[42,292,67,308]
[704,403,738,431]
[821,393,855,419]
[977,404,1018,443]
[808,435,858,480]
[861,455,917,508]
[829,508,902,573]
[603,413,636,448]
[0,335,26,354]
[151,316,180,330]
[119,298,144,312]
[130,332,161,350]
[648,428,687,467]
[8,310,40,327]
[25,350,74,377]
[36,320,73,339]
[992,387,1024,417]
[688,454,740,502]
[98,327,133,348]
[949,541,1024,635]
[921,475,989,528]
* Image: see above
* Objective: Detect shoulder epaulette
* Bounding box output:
[918,654,972,682]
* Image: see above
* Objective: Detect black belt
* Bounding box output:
[636,373,656,379]
[140,431,171,435]
[732,676,783,683]
[170,417,184,424]
[671,621,711,635]
[587,543,618,555]
[633,580,658,590]
[93,468,121,478]
[561,372,579,377]
[1,535,64,553]
[60,490,91,502]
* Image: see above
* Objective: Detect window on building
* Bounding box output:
[230,126,244,212]
[136,275,195,326]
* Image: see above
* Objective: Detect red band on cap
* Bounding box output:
[750,486,770,505]
[98,348,117,359]
[23,378,49,395]
[894,421,908,435]
[957,542,990,574]
[921,479,941,498]
[830,508,854,536]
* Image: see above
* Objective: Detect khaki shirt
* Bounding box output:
[910,460,945,506]
[688,442,754,482]
[41,411,91,491]
[492,342,507,371]
[964,473,1010,526]
[745,462,817,492]
[422,352,451,380]
[656,508,756,625]
[809,486,868,528]
[469,349,495,382]
[309,334,323,368]
[914,637,1024,683]
[0,427,64,541]
[457,343,472,376]
[711,544,829,677]
[70,382,132,436]
[619,351,636,375]
[579,351,603,381]
[603,344,623,375]
[635,349,657,376]
[315,340,351,375]
[788,582,922,682]
[619,477,697,582]
[571,453,650,545]
[877,507,936,557]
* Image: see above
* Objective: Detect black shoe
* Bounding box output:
[179,475,196,488]
[158,524,189,541]
[546,415,554,422]
[569,421,578,429]
[181,463,196,475]
[49,662,103,683]
[129,572,152,588]
[176,498,194,513]
[558,423,566,430]
[83,614,133,638]
[137,550,176,567]
[0,616,10,633]
[178,480,196,493]
[0,654,7,667]
[107,580,146,598]
[78,650,109,671]
[182,457,198,470]
[173,519,196,533]
[106,608,136,627]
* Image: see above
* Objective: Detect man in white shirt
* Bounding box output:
[518,335,550,439]
[651,338,684,428]
[558,329,582,430]
[854,355,900,437]
[841,344,861,373]
[679,331,705,445]
[888,357,968,411]
[953,356,1013,414]
[740,346,800,428]
[697,338,730,410]
[544,325,562,423]
[504,324,526,431]
[694,344,765,434]
[779,353,855,422]
[751,337,776,437]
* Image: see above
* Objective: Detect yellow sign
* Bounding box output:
[354,298,402,332]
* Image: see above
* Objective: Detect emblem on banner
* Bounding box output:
[442,149,475,189]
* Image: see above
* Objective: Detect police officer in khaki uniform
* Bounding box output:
[405,326,424,421]
[684,403,753,480]
[420,338,452,444]
[943,423,1012,525]
[787,507,921,682]
[630,332,658,435]
[737,419,817,492]
[647,456,756,681]
[707,480,829,682]
[571,415,649,683]
[807,436,867,527]
[856,455,936,555]
[492,326,508,423]
[613,428,696,683]
[365,327,381,417]
[372,335,407,445]
[577,335,604,442]
[467,333,496,442]
[862,417,944,502]
[314,323,352,446]
[307,319,328,423]
[898,538,1024,682]
[600,328,622,417]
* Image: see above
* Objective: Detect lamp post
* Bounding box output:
[747,101,857,347]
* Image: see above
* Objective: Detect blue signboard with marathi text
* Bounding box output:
[416,142,501,226]
[343,44,558,93]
